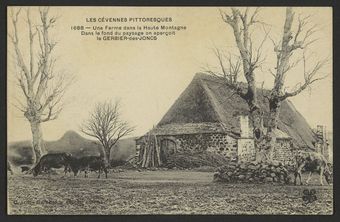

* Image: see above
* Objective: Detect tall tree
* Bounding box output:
[9,8,73,163]
[205,7,269,161]
[262,7,329,161]
[80,100,135,165]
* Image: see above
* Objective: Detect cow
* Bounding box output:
[7,161,14,175]
[69,156,108,179]
[294,151,332,186]
[32,152,73,177]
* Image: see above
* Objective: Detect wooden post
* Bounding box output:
[154,135,161,166]
[142,133,150,167]
[144,132,153,167]
[151,140,155,167]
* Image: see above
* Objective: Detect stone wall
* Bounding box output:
[204,134,238,159]
[144,133,239,159]
[137,133,295,165]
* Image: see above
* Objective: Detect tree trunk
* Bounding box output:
[242,81,266,162]
[29,121,45,163]
[103,146,111,166]
[249,106,266,162]
[265,97,282,162]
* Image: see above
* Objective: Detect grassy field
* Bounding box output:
[7,170,333,215]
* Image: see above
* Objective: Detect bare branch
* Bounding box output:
[80,100,135,161]
[270,7,325,100]
[268,69,276,78]
[41,104,62,122]
[249,7,261,26]
[9,7,73,125]
[203,47,246,98]
[280,57,329,100]
[11,96,27,112]
[27,8,37,79]
[10,8,30,82]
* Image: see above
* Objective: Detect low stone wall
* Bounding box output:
[213,161,291,184]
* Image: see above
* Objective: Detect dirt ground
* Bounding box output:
[7,170,333,215]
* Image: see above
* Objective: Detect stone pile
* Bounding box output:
[213,161,291,184]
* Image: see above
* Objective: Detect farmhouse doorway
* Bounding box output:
[160,139,177,163]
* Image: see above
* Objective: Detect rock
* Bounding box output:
[254,164,261,170]
[223,176,230,182]
[227,171,233,177]
[248,165,257,170]
[274,168,281,173]
[248,178,254,182]
[270,173,276,178]
[238,175,245,180]
[229,161,237,166]
[272,161,280,167]
[264,177,273,183]
[261,164,269,169]
[260,169,267,174]
[273,176,279,182]
[240,164,247,169]
[281,168,288,173]
[246,172,253,176]
[228,165,236,170]
[280,175,285,181]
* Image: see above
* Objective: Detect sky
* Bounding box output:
[7,7,332,142]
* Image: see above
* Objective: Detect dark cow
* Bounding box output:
[32,152,73,177]
[69,156,108,179]
[294,151,332,186]
[7,161,14,175]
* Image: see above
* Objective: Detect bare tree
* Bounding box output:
[262,7,329,161]
[80,100,135,165]
[9,7,73,163]
[205,7,269,160]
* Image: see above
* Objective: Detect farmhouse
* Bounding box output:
[136,73,328,167]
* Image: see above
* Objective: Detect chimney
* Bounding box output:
[316,125,330,161]
[239,115,249,138]
[316,125,325,140]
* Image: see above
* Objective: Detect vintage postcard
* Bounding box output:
[7,6,332,215]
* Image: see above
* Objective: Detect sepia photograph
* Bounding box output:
[6,6,333,215]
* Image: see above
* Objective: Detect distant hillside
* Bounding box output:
[8,130,136,166]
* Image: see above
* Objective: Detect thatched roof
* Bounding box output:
[147,122,290,140]
[149,123,228,135]
[155,73,317,148]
